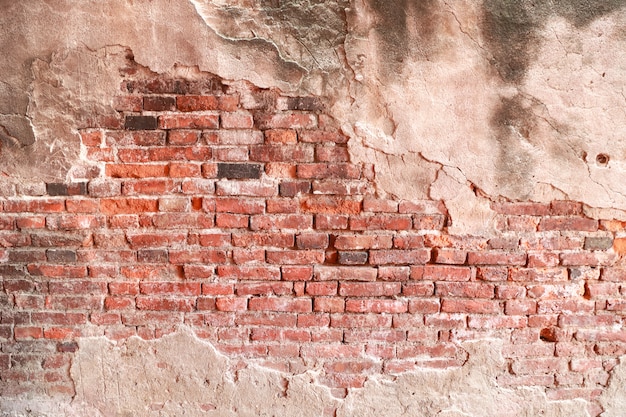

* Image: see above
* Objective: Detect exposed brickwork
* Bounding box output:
[0,74,624,413]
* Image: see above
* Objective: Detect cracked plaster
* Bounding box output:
[4,1,626,226]
[0,329,598,417]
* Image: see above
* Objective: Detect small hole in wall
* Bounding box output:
[596,153,609,167]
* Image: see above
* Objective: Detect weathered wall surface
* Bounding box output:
[2,1,626,416]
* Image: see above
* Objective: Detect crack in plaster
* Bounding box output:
[0,328,598,417]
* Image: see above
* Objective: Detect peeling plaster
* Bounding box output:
[0,329,595,417]
[5,0,626,227]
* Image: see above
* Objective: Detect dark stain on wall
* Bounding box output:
[491,95,537,197]
[482,0,626,83]
[367,0,441,76]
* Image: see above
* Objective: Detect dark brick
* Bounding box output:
[338,251,368,265]
[584,237,613,251]
[46,250,77,263]
[138,249,169,263]
[57,342,78,353]
[46,183,87,196]
[280,181,311,197]
[125,116,158,130]
[217,163,262,179]
[126,78,224,95]
[143,96,176,111]
[285,97,324,112]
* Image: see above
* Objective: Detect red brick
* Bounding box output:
[511,358,567,375]
[100,198,158,215]
[281,265,313,281]
[209,131,261,148]
[249,297,311,312]
[232,248,264,264]
[266,250,324,265]
[510,268,568,282]
[215,213,249,228]
[436,282,494,298]
[126,232,186,248]
[377,266,410,281]
[422,265,471,281]
[297,313,331,328]
[31,312,87,325]
[14,327,43,340]
[306,282,337,296]
[297,163,360,179]
[296,233,329,249]
[221,112,254,129]
[140,282,201,295]
[152,213,214,229]
[346,299,407,314]
[215,297,248,311]
[315,214,349,230]
[537,300,594,314]
[299,131,348,144]
[349,215,412,231]
[256,113,317,129]
[215,198,265,214]
[300,196,361,215]
[231,232,293,248]
[159,114,219,129]
[199,283,232,296]
[27,264,87,278]
[15,216,46,229]
[109,282,139,295]
[250,214,312,230]
[217,265,281,280]
[560,251,615,267]
[168,162,201,178]
[339,282,400,297]
[264,129,297,144]
[216,180,276,197]
[46,215,105,230]
[334,234,393,250]
[408,299,441,313]
[168,130,199,145]
[235,282,292,296]
[251,328,311,343]
[314,266,377,281]
[369,249,430,265]
[330,313,392,328]
[467,251,527,266]
[391,235,424,250]
[266,198,299,213]
[104,296,135,310]
[441,299,501,314]
[168,249,227,264]
[312,180,369,197]
[402,282,435,297]
[315,145,350,163]
[468,315,527,329]
[136,297,195,312]
[314,297,345,312]
[491,202,551,216]
[105,164,169,179]
[176,95,219,111]
[538,217,598,232]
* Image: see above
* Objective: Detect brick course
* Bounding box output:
[0,74,625,414]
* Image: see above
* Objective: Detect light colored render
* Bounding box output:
[0,329,600,417]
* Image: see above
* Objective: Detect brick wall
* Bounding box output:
[1,73,625,414]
